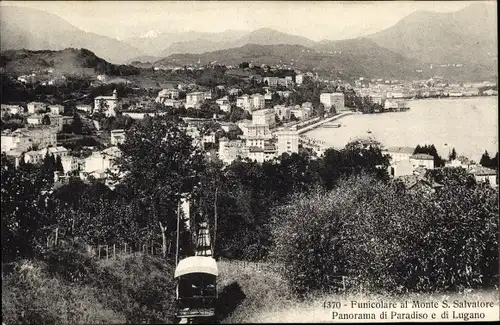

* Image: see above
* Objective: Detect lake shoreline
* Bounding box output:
[305,97,498,162]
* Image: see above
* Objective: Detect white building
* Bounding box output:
[218,139,247,164]
[385,147,415,163]
[251,94,265,111]
[156,88,180,103]
[290,108,310,120]
[94,89,119,117]
[186,92,205,109]
[252,109,276,128]
[274,105,291,121]
[236,95,252,111]
[216,96,231,112]
[27,102,47,114]
[48,104,65,115]
[320,93,346,112]
[295,74,304,85]
[276,129,299,156]
[1,126,58,153]
[469,166,497,188]
[76,104,93,113]
[1,104,23,117]
[24,146,69,165]
[110,129,126,145]
[263,77,278,87]
[83,146,121,176]
[61,155,79,174]
[409,153,435,169]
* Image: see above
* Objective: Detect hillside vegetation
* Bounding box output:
[2,244,176,324]
[0,48,140,76]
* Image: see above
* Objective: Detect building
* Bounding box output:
[26,114,72,132]
[94,89,119,117]
[247,143,277,163]
[186,92,205,109]
[276,129,299,156]
[76,104,93,113]
[263,77,279,87]
[320,93,345,112]
[110,129,126,145]
[251,94,265,111]
[24,146,69,164]
[389,159,415,178]
[216,96,231,112]
[1,126,58,153]
[1,104,23,117]
[218,139,247,164]
[83,146,121,176]
[409,153,435,169]
[274,105,291,121]
[469,166,497,188]
[228,88,241,96]
[445,156,475,170]
[295,74,304,85]
[48,104,65,115]
[252,109,276,128]
[385,147,415,163]
[27,102,47,114]
[236,95,252,111]
[290,107,310,120]
[155,88,180,103]
[61,155,79,174]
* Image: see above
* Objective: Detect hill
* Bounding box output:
[155,41,422,80]
[0,6,143,64]
[159,28,317,58]
[124,30,249,58]
[368,3,497,67]
[0,48,140,76]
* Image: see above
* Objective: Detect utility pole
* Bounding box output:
[213,187,218,257]
[175,199,180,266]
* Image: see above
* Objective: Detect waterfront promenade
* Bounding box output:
[297,111,356,134]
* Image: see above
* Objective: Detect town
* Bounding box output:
[1,60,498,191]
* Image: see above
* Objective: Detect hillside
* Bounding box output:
[159,28,317,58]
[124,30,249,57]
[0,48,140,76]
[156,41,422,80]
[0,6,143,64]
[368,3,497,67]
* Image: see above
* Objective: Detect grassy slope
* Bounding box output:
[2,255,498,323]
[2,253,176,324]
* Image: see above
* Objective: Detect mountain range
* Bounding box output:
[0,3,497,80]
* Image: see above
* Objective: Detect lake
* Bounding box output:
[305,97,498,163]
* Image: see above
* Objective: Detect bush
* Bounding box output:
[271,173,499,296]
[2,244,177,324]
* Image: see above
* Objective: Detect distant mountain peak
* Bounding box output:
[139,30,162,38]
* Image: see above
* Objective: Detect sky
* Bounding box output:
[0,1,492,41]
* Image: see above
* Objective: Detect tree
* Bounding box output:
[70,113,84,134]
[42,114,51,125]
[480,150,491,167]
[239,62,250,69]
[449,147,457,160]
[55,155,64,173]
[114,115,207,252]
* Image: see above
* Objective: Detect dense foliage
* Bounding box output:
[271,169,498,295]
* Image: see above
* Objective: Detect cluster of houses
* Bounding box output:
[218,108,301,164]
[353,77,497,104]
[384,146,498,191]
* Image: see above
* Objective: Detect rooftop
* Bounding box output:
[386,147,415,155]
[410,153,434,160]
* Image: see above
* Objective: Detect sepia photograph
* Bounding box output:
[0,0,498,323]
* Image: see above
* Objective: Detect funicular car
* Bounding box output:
[174,255,218,320]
